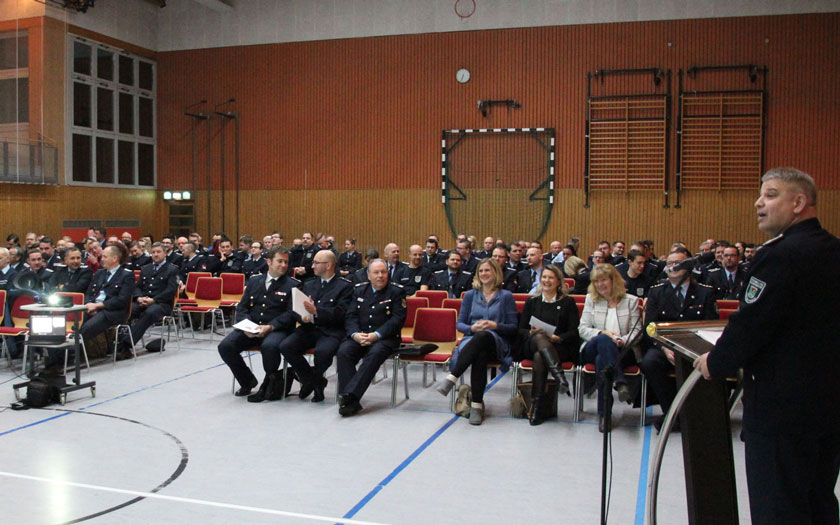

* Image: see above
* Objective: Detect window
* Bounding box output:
[0,31,28,125]
[68,35,155,187]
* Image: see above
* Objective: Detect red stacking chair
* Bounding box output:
[414,290,447,309]
[179,277,225,336]
[220,273,245,307]
[0,294,35,373]
[513,293,531,302]
[391,307,458,407]
[441,298,462,317]
[564,278,575,290]
[401,296,429,344]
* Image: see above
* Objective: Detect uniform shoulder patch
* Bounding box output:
[744,276,766,304]
[707,267,721,273]
[392,283,404,288]
[650,282,665,288]
[355,282,366,287]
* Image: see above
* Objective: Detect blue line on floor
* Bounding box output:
[341,371,507,521]
[0,362,227,438]
[634,408,654,525]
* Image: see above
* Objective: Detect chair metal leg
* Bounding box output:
[639,375,647,427]
[390,358,399,407]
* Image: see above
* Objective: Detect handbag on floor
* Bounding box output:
[512,381,559,419]
[453,384,472,418]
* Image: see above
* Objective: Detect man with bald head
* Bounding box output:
[392,244,431,295]
[475,236,495,259]
[383,243,408,283]
[278,249,353,402]
[336,259,407,416]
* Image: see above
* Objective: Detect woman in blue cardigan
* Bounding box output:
[434,258,518,425]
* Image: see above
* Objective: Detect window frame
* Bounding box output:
[65,34,156,188]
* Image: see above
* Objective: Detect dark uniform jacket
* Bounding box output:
[165,251,184,268]
[125,254,152,272]
[215,254,243,276]
[179,254,209,282]
[134,262,180,310]
[235,273,300,332]
[0,266,16,293]
[461,256,478,275]
[241,257,268,279]
[707,218,840,434]
[507,260,526,274]
[48,264,93,294]
[392,264,431,295]
[294,275,354,339]
[289,245,317,279]
[431,269,472,298]
[338,251,363,274]
[643,279,718,352]
[345,282,407,346]
[387,261,408,283]
[617,265,656,299]
[44,253,61,271]
[351,266,370,285]
[502,267,518,292]
[85,266,135,322]
[515,267,542,293]
[423,252,447,273]
[704,266,747,300]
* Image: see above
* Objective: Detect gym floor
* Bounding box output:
[0,330,762,524]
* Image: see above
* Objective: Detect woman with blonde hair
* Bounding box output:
[518,264,580,425]
[434,258,518,425]
[579,263,642,431]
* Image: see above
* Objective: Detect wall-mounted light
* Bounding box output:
[162,190,193,201]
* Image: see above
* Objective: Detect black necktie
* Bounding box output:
[531,270,536,282]
[728,273,735,287]
[321,280,327,289]
[266,277,274,290]
[676,287,684,306]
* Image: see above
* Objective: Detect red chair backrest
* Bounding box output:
[513,293,531,302]
[571,294,586,304]
[441,298,462,316]
[0,289,5,323]
[564,278,575,290]
[404,297,429,329]
[10,295,36,326]
[133,270,141,282]
[186,272,212,294]
[55,292,85,323]
[515,301,525,313]
[719,309,736,320]
[415,290,447,309]
[221,272,246,295]
[413,307,457,342]
[577,303,585,316]
[195,277,223,301]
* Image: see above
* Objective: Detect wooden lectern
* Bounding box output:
[646,320,739,525]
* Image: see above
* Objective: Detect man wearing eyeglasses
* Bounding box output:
[705,246,747,300]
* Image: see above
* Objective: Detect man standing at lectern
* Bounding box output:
[694,167,840,525]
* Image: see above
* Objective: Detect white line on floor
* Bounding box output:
[0,471,390,524]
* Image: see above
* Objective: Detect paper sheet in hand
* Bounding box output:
[529,316,557,335]
[292,287,309,318]
[233,319,261,334]
[698,329,723,346]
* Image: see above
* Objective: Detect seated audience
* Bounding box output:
[516,247,545,293]
[78,245,135,350]
[242,240,268,279]
[278,250,353,402]
[336,259,407,416]
[518,264,580,425]
[430,251,472,298]
[393,244,431,295]
[352,248,379,285]
[117,242,180,358]
[218,247,300,399]
[434,259,518,425]
[579,263,641,432]
[338,238,362,277]
[125,241,152,271]
[705,245,747,300]
[617,249,656,298]
[48,247,93,294]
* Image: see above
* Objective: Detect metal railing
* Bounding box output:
[0,137,59,184]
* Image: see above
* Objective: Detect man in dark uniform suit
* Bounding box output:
[393,244,431,295]
[474,236,495,260]
[78,245,135,345]
[351,248,379,285]
[0,248,16,293]
[456,240,478,274]
[291,232,318,280]
[617,249,656,299]
[210,238,242,276]
[640,248,718,429]
[423,238,447,273]
[161,235,183,268]
[125,241,152,271]
[218,247,300,398]
[491,247,518,292]
[336,259,407,416]
[704,245,747,300]
[116,242,179,356]
[695,168,840,525]
[430,252,472,298]
[338,238,362,277]
[241,241,268,279]
[277,249,353,402]
[8,246,28,273]
[48,248,93,294]
[178,242,207,282]
[39,237,61,271]
[384,243,409,284]
[507,243,526,273]
[516,247,545,294]
[21,249,53,292]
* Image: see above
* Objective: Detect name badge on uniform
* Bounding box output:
[744,277,766,304]
[357,297,365,302]
[277,291,286,296]
[379,299,391,304]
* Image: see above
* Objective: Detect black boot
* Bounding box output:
[247,375,271,403]
[529,395,544,426]
[538,346,570,396]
